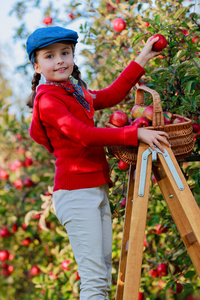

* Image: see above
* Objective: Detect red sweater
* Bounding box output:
[29,61,145,191]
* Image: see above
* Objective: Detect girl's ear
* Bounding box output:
[34,63,42,74]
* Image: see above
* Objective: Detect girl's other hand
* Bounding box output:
[137,128,171,153]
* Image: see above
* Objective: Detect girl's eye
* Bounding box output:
[62,51,68,55]
[46,54,53,59]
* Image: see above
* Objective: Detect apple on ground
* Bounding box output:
[192,123,200,133]
[118,160,129,171]
[109,110,129,127]
[157,263,168,276]
[163,111,173,124]
[131,105,146,119]
[150,34,168,52]
[131,116,150,128]
[143,105,154,121]
[113,18,126,32]
[170,282,183,294]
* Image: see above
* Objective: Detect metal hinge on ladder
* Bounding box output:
[138,147,185,197]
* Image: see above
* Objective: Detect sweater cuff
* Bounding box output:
[121,61,145,85]
[123,125,138,147]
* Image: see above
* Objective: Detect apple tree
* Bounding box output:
[0,0,199,299]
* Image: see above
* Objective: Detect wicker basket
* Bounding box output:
[105,85,194,165]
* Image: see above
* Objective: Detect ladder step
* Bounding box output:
[185,231,197,245]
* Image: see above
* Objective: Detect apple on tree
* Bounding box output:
[157,263,168,276]
[131,105,146,119]
[192,123,200,133]
[150,34,168,52]
[113,18,126,32]
[0,250,9,261]
[118,160,129,171]
[170,282,183,294]
[109,110,129,127]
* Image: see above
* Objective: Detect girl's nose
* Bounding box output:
[57,55,64,64]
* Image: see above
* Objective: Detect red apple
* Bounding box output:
[7,264,14,274]
[14,179,23,190]
[118,160,129,171]
[157,263,168,276]
[0,228,10,238]
[42,16,53,25]
[69,13,74,20]
[172,116,185,124]
[170,282,183,294]
[156,224,168,234]
[143,105,154,121]
[150,34,167,52]
[12,223,18,232]
[138,292,145,300]
[120,198,127,208]
[172,265,181,275]
[113,18,126,32]
[109,110,129,127]
[30,266,40,276]
[23,158,33,167]
[0,250,9,261]
[23,178,34,187]
[131,117,150,128]
[131,105,146,119]
[0,170,9,180]
[22,237,31,246]
[61,260,70,271]
[144,22,149,27]
[163,111,173,125]
[148,268,158,278]
[192,123,200,133]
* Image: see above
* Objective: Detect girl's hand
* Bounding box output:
[135,37,162,67]
[137,128,170,153]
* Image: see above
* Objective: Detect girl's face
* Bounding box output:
[34,42,74,82]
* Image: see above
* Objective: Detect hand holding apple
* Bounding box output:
[150,34,168,52]
[135,36,166,67]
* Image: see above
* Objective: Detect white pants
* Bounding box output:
[53,184,112,300]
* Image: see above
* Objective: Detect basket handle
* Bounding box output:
[135,85,164,127]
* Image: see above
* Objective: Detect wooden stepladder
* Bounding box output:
[115,142,200,300]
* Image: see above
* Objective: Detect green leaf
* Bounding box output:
[155,14,160,25]
[184,270,196,278]
[173,7,187,20]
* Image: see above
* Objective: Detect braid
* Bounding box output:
[26,72,41,109]
[72,64,87,90]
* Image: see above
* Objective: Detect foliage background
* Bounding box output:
[0,0,200,299]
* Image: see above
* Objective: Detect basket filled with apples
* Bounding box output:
[105,85,194,165]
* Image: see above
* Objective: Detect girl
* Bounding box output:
[26,26,170,300]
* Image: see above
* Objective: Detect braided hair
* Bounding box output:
[71,64,87,90]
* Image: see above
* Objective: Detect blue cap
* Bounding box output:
[26,26,79,64]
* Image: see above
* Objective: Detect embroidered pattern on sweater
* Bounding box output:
[45,79,90,111]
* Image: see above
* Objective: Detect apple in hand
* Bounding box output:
[131,105,146,119]
[192,123,200,133]
[163,111,173,125]
[150,34,167,52]
[109,110,129,127]
[143,105,154,121]
[131,117,150,128]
